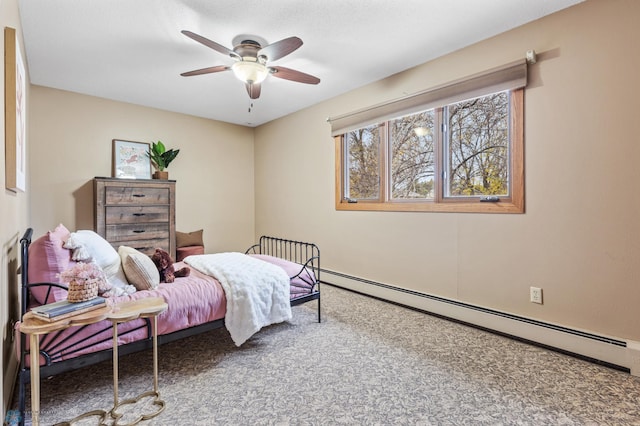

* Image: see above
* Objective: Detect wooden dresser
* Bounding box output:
[94,177,176,258]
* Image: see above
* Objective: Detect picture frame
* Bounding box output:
[5,27,27,192]
[112,139,152,179]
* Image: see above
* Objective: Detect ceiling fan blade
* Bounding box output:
[258,36,303,62]
[181,30,240,59]
[180,65,230,77]
[245,82,261,99]
[269,66,320,85]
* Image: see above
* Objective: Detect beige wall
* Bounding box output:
[1,0,29,415]
[28,86,256,253]
[255,0,640,341]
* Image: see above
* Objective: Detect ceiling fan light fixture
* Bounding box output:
[231,61,269,84]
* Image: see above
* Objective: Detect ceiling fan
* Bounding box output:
[180,30,320,99]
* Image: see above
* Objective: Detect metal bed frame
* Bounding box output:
[15,229,320,425]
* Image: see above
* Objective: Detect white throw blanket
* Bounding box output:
[185,252,292,346]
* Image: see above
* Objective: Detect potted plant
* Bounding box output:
[147,141,180,179]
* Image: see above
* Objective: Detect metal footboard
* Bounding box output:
[246,235,321,322]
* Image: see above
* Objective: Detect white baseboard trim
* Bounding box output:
[322,269,640,376]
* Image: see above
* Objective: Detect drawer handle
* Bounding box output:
[132,213,146,216]
[132,194,146,198]
[132,230,146,234]
[134,247,151,251]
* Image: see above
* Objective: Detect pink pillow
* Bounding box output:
[176,245,204,262]
[28,224,75,304]
[249,254,318,298]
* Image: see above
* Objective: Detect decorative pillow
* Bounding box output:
[176,229,204,248]
[176,245,204,262]
[118,246,160,291]
[64,230,130,290]
[28,224,75,304]
[249,254,318,297]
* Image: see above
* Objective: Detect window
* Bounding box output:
[345,125,381,200]
[390,110,435,200]
[445,92,510,198]
[335,89,523,213]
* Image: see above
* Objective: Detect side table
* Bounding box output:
[19,297,168,426]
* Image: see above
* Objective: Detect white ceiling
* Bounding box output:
[18,0,583,127]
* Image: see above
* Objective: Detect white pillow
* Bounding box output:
[118,246,160,291]
[64,230,132,291]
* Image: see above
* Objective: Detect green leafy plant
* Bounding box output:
[147,141,180,171]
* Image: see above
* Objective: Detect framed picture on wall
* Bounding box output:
[5,27,27,192]
[112,139,151,179]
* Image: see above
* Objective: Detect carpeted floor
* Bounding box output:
[14,284,640,425]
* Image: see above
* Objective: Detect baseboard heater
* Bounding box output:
[321,269,639,375]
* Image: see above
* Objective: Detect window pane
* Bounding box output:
[446,92,509,197]
[390,110,435,199]
[345,125,380,200]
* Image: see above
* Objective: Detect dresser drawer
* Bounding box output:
[106,223,169,242]
[105,206,169,224]
[110,239,169,257]
[105,186,170,205]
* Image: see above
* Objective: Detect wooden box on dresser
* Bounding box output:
[94,177,176,259]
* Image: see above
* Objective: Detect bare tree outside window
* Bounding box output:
[390,110,435,199]
[446,93,509,197]
[345,125,380,199]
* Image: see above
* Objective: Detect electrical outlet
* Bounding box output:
[530,286,543,304]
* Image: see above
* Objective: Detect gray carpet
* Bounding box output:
[18,285,640,425]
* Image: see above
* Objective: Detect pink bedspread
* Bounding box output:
[18,263,226,367]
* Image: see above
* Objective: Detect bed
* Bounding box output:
[14,227,320,424]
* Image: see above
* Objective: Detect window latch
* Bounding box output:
[480,196,500,202]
